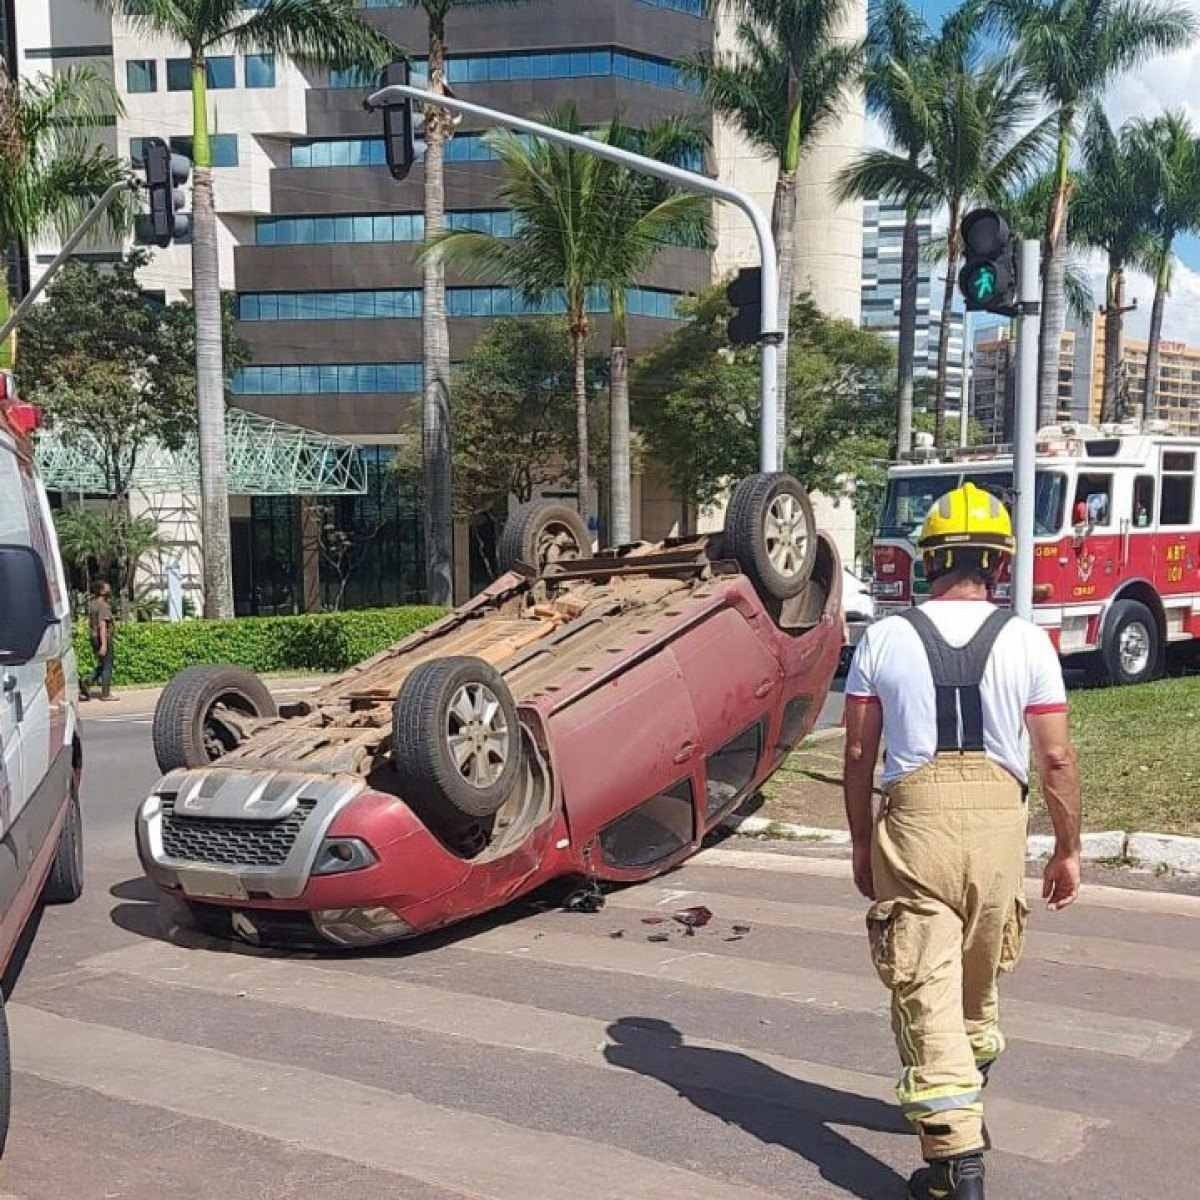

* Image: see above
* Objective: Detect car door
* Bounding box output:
[0,441,27,830]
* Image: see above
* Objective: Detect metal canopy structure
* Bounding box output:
[35,407,367,497]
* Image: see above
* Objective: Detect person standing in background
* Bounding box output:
[81,580,117,701]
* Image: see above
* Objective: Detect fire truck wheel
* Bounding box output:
[725,472,817,601]
[1101,599,1160,686]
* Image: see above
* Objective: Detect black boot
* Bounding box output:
[908,1152,985,1200]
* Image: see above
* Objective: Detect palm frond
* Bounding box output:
[223,0,396,69]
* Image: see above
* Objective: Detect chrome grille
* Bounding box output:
[159,796,318,867]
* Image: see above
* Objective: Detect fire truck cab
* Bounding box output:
[872,422,1200,685]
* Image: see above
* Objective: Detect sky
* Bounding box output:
[900,0,1200,345]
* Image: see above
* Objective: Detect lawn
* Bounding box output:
[756,675,1200,838]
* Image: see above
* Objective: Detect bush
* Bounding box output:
[73,606,446,687]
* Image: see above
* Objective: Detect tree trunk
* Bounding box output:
[421,23,454,606]
[191,165,233,619]
[1100,261,1123,424]
[771,169,798,471]
[609,321,631,546]
[895,200,919,456]
[933,206,960,447]
[571,316,590,521]
[1038,110,1074,429]
[1143,248,1171,421]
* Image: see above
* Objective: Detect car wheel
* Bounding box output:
[497,500,591,574]
[391,656,523,820]
[152,665,277,773]
[1101,600,1160,686]
[42,779,84,905]
[724,472,817,601]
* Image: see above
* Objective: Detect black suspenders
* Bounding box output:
[899,608,1014,753]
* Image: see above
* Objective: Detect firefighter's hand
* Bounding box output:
[852,842,875,901]
[1043,850,1080,911]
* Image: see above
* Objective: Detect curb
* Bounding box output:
[720,816,1200,875]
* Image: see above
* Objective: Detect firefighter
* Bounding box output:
[843,482,1082,1200]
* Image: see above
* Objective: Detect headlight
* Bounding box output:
[872,581,904,598]
[311,837,376,876]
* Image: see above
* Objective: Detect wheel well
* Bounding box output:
[1108,582,1166,645]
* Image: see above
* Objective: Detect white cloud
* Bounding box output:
[1103,1,1200,131]
[1082,250,1200,346]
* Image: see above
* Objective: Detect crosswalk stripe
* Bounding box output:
[8,1003,792,1200]
[694,848,1200,918]
[462,926,1192,1063]
[608,885,1200,983]
[78,941,1102,1165]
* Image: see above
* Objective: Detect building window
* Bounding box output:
[128,137,150,167]
[167,55,235,90]
[126,59,157,93]
[328,65,375,88]
[638,0,705,14]
[231,363,422,395]
[255,209,518,244]
[244,53,276,88]
[290,137,386,167]
[170,133,238,166]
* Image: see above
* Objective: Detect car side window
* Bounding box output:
[1132,475,1155,527]
[776,696,812,757]
[599,778,694,869]
[704,719,764,820]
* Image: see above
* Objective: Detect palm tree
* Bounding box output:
[1128,111,1200,418]
[836,48,1051,443]
[848,0,930,457]
[426,105,686,527]
[691,0,864,468]
[109,0,391,619]
[0,67,127,367]
[1071,106,1159,423]
[414,1,526,605]
[989,0,1197,428]
[599,119,709,545]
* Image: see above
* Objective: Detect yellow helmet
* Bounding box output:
[919,482,1015,574]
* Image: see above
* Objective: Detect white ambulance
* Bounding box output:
[0,375,85,1152]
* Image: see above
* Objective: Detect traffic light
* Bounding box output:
[958,208,1017,315]
[380,60,415,180]
[140,137,190,246]
[726,266,762,346]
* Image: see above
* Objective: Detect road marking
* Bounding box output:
[78,941,1101,1165]
[461,927,1192,1063]
[84,714,154,724]
[8,1004,792,1200]
[695,848,1200,918]
[609,885,1200,983]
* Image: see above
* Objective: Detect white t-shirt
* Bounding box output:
[845,600,1067,786]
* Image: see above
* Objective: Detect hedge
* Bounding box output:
[73,606,446,687]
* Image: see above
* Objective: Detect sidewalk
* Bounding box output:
[77,672,338,718]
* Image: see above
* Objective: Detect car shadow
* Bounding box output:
[2,902,46,999]
[603,1017,908,1200]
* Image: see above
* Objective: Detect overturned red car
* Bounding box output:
[135,472,842,948]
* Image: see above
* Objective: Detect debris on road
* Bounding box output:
[562,881,605,913]
[672,906,713,934]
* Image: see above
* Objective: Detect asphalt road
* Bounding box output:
[1,713,1198,1199]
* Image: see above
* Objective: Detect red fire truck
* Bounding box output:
[871,423,1200,685]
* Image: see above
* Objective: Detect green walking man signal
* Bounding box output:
[957,209,1018,316]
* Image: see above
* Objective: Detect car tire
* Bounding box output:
[391,656,523,820]
[1100,600,1160,686]
[43,780,84,905]
[497,500,591,574]
[724,472,817,601]
[152,665,277,774]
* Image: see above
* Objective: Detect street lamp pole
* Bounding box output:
[365,82,783,473]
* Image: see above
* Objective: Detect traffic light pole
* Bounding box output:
[0,179,134,349]
[365,82,782,472]
[1012,237,1041,621]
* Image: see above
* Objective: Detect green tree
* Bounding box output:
[632,286,897,539]
[14,250,247,501]
[1128,111,1200,418]
[989,0,1197,427]
[413,0,528,605]
[427,105,698,527]
[842,0,931,457]
[1071,106,1159,422]
[107,0,391,619]
[836,44,1051,443]
[53,509,168,616]
[0,67,127,367]
[689,0,864,466]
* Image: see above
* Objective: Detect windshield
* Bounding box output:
[880,469,1067,540]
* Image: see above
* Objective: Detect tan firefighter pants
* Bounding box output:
[867,753,1030,1161]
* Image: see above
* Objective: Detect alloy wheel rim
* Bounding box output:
[1118,621,1151,676]
[447,682,509,788]
[764,492,808,578]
